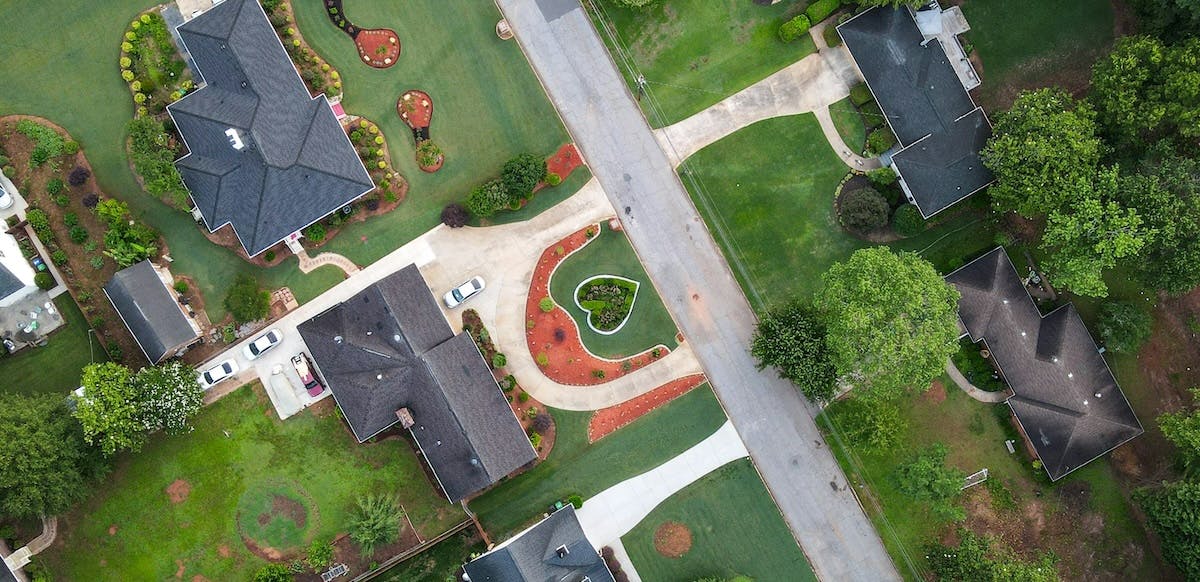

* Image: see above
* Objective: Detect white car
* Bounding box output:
[242,328,282,360]
[198,359,239,390]
[0,183,12,210]
[443,276,485,308]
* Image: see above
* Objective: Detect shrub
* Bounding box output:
[174,280,189,294]
[34,273,54,290]
[304,539,334,572]
[835,397,906,452]
[303,223,327,243]
[539,297,555,313]
[849,83,873,107]
[349,495,403,557]
[891,203,925,237]
[867,167,897,188]
[90,256,104,270]
[223,274,269,324]
[264,250,277,262]
[50,250,67,266]
[529,431,542,448]
[68,226,88,244]
[63,212,79,227]
[492,353,507,369]
[441,203,468,228]
[46,178,65,197]
[806,0,842,24]
[531,413,552,433]
[364,198,380,212]
[127,117,188,206]
[53,194,69,207]
[25,208,51,237]
[518,391,530,403]
[591,369,606,379]
[82,193,100,209]
[68,166,90,186]
[1097,301,1153,353]
[823,19,844,48]
[416,140,443,167]
[536,352,549,367]
[567,494,583,509]
[253,563,293,582]
[893,443,965,521]
[16,120,66,167]
[839,187,890,233]
[501,153,547,200]
[866,126,897,155]
[545,172,562,186]
[778,14,811,43]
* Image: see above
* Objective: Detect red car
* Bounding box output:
[291,352,325,397]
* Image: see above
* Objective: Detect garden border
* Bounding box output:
[572,274,640,336]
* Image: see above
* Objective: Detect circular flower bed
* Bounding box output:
[573,275,639,335]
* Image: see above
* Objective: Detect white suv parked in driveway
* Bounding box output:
[198,359,239,390]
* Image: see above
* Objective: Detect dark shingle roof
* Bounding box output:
[297,265,535,502]
[838,6,993,217]
[104,261,199,364]
[945,248,1143,481]
[169,0,374,257]
[463,505,615,582]
[0,262,23,301]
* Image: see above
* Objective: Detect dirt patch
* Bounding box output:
[924,379,947,405]
[174,559,185,579]
[240,533,285,561]
[271,494,308,528]
[192,576,210,582]
[217,545,231,558]
[107,525,118,536]
[166,480,192,504]
[588,374,707,442]
[653,521,693,558]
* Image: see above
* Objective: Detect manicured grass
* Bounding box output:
[468,384,727,539]
[961,0,1115,107]
[829,97,867,154]
[0,296,107,395]
[681,113,997,312]
[292,0,574,266]
[817,379,1162,581]
[38,384,461,581]
[623,458,814,581]
[375,529,485,582]
[588,0,817,127]
[549,223,679,359]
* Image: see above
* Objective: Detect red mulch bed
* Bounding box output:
[397,90,433,130]
[355,28,400,68]
[526,225,671,386]
[587,374,706,442]
[533,143,584,193]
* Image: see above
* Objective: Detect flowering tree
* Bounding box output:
[134,361,203,435]
[74,361,204,455]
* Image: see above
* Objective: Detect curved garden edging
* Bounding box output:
[572,274,640,336]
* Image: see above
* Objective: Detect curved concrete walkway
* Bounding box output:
[296,249,359,276]
[4,516,56,570]
[575,421,748,546]
[945,360,1010,403]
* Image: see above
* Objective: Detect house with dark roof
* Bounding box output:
[463,505,614,582]
[296,264,535,503]
[104,260,203,364]
[168,0,374,257]
[0,557,17,582]
[945,248,1143,481]
[838,5,994,218]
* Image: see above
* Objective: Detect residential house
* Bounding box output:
[104,260,202,364]
[463,505,615,582]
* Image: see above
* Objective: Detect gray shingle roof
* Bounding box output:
[104,261,200,364]
[0,559,17,582]
[945,248,1143,481]
[296,265,535,502]
[0,262,23,302]
[169,0,374,257]
[463,505,615,582]
[838,6,993,217]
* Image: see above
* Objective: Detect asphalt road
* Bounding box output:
[493,0,900,579]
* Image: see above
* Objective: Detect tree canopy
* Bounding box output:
[815,248,960,401]
[1096,301,1154,354]
[893,442,965,521]
[982,88,1103,218]
[750,301,837,401]
[500,153,547,201]
[74,362,145,456]
[0,393,103,518]
[133,361,204,435]
[1132,0,1200,41]
[1118,148,1200,294]
[926,529,1060,582]
[830,396,906,452]
[1136,480,1200,579]
[1090,35,1200,148]
[1159,391,1200,473]
[224,273,270,324]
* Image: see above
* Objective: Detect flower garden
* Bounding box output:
[321,0,400,69]
[575,275,639,334]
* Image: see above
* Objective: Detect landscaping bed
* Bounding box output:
[574,275,639,334]
[320,0,401,68]
[265,0,343,99]
[588,373,706,442]
[118,9,192,115]
[397,91,444,173]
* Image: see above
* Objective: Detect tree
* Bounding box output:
[982,88,1103,218]
[1041,168,1152,297]
[1119,148,1200,295]
[830,396,906,452]
[839,187,890,233]
[224,274,270,324]
[73,363,145,456]
[815,248,961,401]
[1135,480,1200,579]
[1090,35,1200,148]
[465,179,510,218]
[349,494,403,556]
[926,529,1059,582]
[893,443,965,521]
[500,153,547,200]
[1132,0,1200,41]
[750,302,836,401]
[253,563,293,582]
[94,198,130,228]
[1096,301,1154,354]
[305,538,334,572]
[440,203,468,228]
[133,361,204,435]
[0,393,103,518]
[1159,393,1200,472]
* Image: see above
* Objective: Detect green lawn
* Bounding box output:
[829,97,867,154]
[0,296,106,395]
[468,384,727,539]
[623,458,815,581]
[548,223,679,359]
[37,384,462,581]
[961,0,1115,108]
[588,0,816,127]
[375,529,485,582]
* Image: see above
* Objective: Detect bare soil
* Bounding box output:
[653,521,692,558]
[923,379,947,405]
[166,480,192,504]
[270,494,308,528]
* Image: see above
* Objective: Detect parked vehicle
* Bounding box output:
[198,359,239,390]
[291,352,325,397]
[443,276,485,308]
[0,183,13,210]
[242,328,282,360]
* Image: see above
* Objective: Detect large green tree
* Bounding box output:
[1159,391,1200,473]
[1096,301,1154,354]
[1132,0,1200,41]
[1136,480,1200,579]
[1091,36,1200,148]
[751,302,837,401]
[1119,148,1200,295]
[815,247,960,401]
[830,396,906,452]
[0,393,102,518]
[224,273,270,324]
[982,88,1103,218]
[893,443,965,521]
[1040,168,1152,297]
[133,361,204,435]
[74,362,145,456]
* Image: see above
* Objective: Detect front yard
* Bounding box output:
[36,383,463,581]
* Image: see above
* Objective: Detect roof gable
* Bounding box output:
[463,506,615,582]
[104,261,199,364]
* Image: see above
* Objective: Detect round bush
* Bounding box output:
[545,172,562,187]
[441,203,468,228]
[539,297,555,313]
[34,273,54,290]
[68,166,91,187]
[303,223,327,243]
[891,204,926,237]
[839,187,889,233]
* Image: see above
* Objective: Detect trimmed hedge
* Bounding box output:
[778,14,811,43]
[849,83,873,107]
[806,0,842,24]
[839,187,890,233]
[866,126,897,155]
[892,203,926,237]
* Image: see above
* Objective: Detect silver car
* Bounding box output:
[242,328,282,360]
[443,276,485,308]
